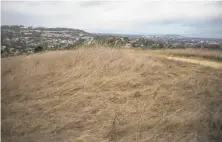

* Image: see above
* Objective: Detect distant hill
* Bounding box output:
[1,25,92,36]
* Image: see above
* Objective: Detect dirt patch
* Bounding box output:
[165,56,222,69]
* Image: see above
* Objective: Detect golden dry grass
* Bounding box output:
[155,48,222,61]
[2,47,222,142]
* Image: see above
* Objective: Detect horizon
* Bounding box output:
[2,1,222,38]
[2,24,221,39]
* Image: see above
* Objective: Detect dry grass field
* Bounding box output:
[2,47,222,142]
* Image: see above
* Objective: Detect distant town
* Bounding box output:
[1,25,222,57]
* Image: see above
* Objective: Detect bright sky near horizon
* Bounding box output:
[2,1,222,38]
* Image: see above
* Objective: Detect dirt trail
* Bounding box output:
[163,56,222,69]
[126,49,222,69]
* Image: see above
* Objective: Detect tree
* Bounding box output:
[123,37,129,43]
[151,44,159,49]
[34,46,44,53]
[159,43,164,48]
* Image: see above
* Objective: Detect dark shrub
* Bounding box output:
[34,46,43,53]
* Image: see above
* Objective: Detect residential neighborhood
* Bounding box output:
[1,25,94,56]
[1,25,222,57]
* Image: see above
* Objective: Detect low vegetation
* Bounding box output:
[2,47,222,142]
[156,48,222,61]
[34,46,44,53]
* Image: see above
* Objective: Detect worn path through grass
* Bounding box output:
[164,56,222,69]
[126,49,222,69]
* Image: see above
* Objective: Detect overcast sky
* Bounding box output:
[2,1,222,38]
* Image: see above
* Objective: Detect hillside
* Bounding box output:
[2,47,222,142]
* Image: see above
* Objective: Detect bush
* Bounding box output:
[34,46,44,53]
[151,44,159,49]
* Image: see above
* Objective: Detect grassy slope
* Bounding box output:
[2,47,222,142]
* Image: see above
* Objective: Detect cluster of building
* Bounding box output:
[1,25,222,57]
[143,35,222,49]
[1,25,94,57]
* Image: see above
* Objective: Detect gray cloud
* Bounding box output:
[1,1,222,38]
[78,1,110,7]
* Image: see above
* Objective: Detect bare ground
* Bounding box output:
[154,48,222,61]
[164,56,222,69]
[2,47,222,142]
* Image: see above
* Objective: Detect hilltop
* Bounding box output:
[2,47,222,142]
